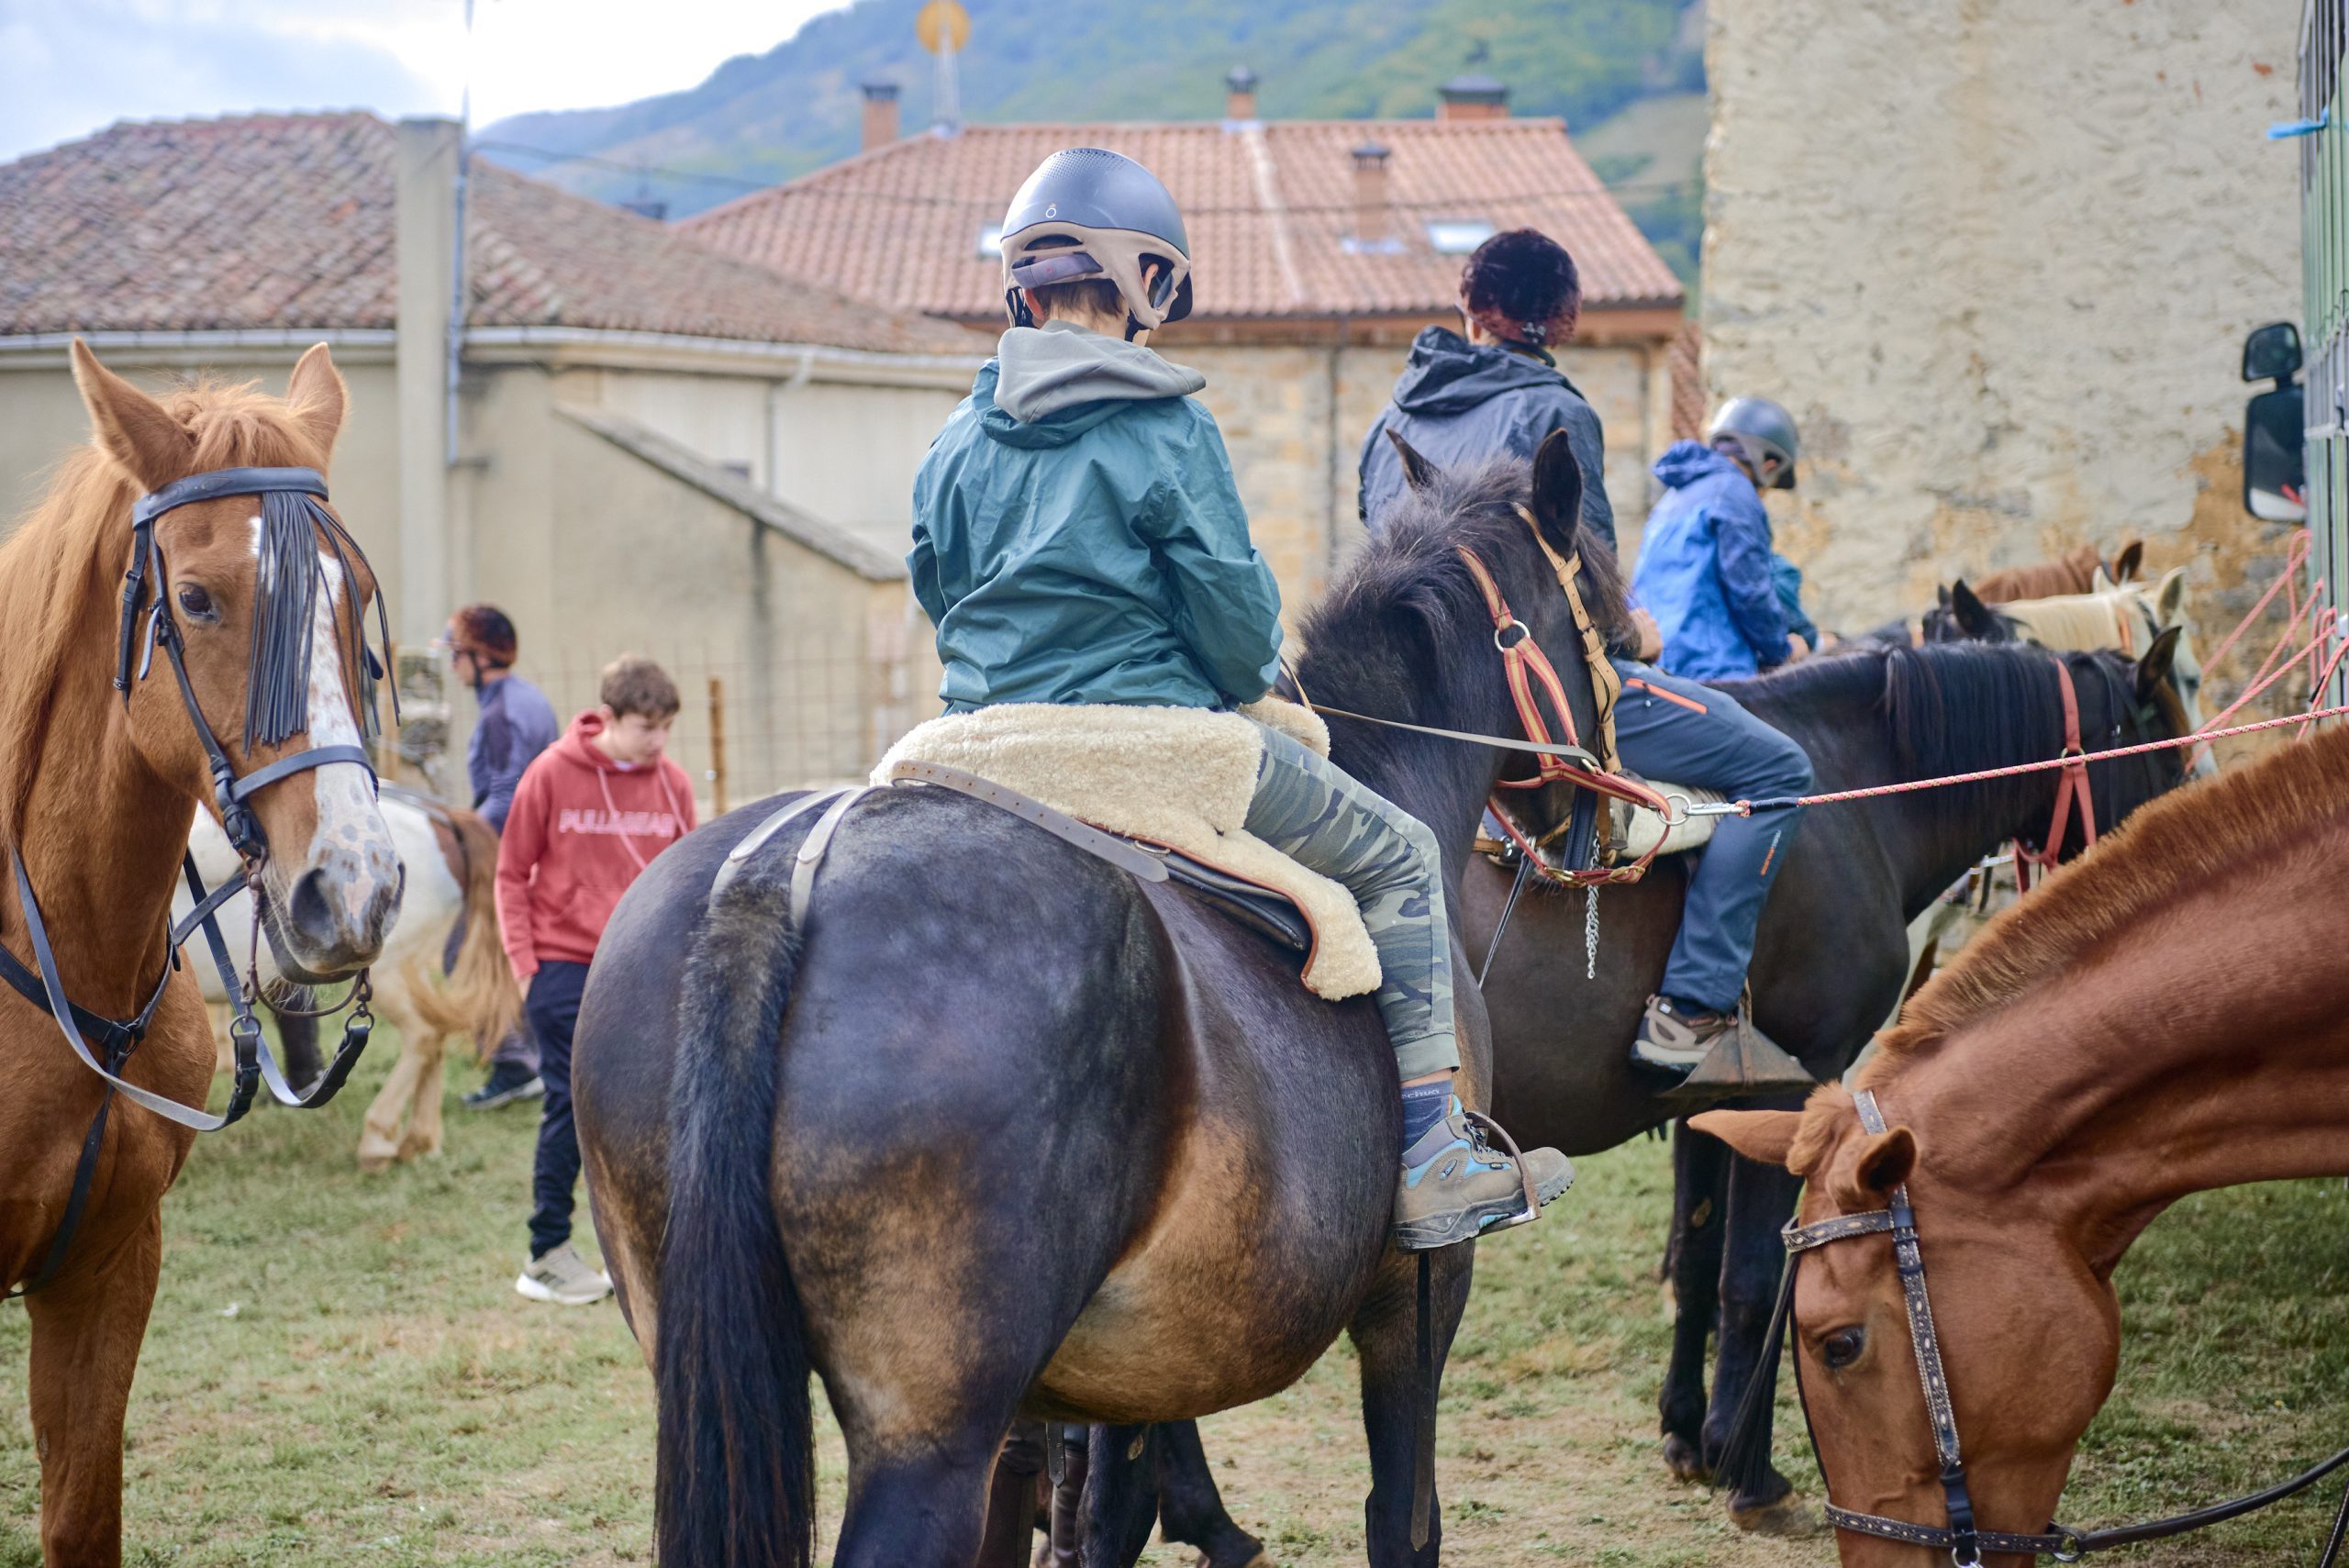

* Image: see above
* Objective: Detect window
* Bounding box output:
[1425,218,1496,255]
[975,223,1004,259]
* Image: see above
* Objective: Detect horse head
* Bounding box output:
[69,340,401,981]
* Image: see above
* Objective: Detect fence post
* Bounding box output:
[707,674,729,817]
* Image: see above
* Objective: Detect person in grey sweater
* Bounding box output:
[444,604,558,1108]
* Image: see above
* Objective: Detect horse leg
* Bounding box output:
[974,1421,1046,1568]
[1659,1118,1729,1484]
[356,1022,427,1170]
[1709,1135,1815,1535]
[24,1210,162,1568]
[1154,1419,1268,1568]
[1047,1425,1088,1567]
[830,1420,1011,1568]
[399,1018,449,1162]
[1350,1247,1473,1568]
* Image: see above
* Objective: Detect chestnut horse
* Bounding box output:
[1,343,399,1565]
[1698,719,2349,1565]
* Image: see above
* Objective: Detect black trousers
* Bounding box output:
[524,960,592,1259]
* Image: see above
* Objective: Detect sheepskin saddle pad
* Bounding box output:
[1613,781,1723,861]
[873,699,1380,1001]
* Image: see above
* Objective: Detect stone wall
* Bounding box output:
[1704,0,2303,684]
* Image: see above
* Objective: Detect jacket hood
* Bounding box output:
[978,321,1207,446]
[552,709,660,776]
[1653,439,1746,491]
[1389,326,1571,417]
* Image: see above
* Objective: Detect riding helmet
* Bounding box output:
[999,149,1194,335]
[1707,397,1801,490]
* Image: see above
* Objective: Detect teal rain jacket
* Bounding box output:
[911,325,1285,713]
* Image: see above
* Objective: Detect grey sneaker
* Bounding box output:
[515,1243,612,1306]
[1392,1101,1574,1251]
[463,1067,543,1110]
[1632,995,1731,1080]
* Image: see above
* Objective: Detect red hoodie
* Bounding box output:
[495,710,696,980]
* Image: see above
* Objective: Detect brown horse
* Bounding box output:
[1698,719,2349,1564]
[1968,539,2142,605]
[1,343,399,1565]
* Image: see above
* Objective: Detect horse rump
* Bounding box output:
[407,806,520,1056]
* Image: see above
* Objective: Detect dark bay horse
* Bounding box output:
[1137,634,2192,1553]
[1697,719,2349,1565]
[2,342,400,1564]
[571,434,1624,1568]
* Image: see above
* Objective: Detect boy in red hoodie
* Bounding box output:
[496,655,696,1305]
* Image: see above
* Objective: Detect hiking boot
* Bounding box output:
[1632,995,1732,1081]
[1393,1101,1574,1251]
[514,1243,612,1307]
[463,1064,543,1111]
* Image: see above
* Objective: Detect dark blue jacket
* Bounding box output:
[467,673,559,832]
[1358,327,1616,550]
[1630,441,1790,681]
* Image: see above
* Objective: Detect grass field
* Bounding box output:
[4,1033,2344,1566]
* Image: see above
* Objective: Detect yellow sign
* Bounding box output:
[916,0,970,55]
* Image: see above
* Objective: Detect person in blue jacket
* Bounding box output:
[910,149,1571,1250]
[1359,233,1813,1085]
[1633,398,1808,679]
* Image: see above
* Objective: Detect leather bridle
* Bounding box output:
[1748,1089,2349,1566]
[2,464,392,1300]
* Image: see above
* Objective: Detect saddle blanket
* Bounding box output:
[1614,782,1724,861]
[874,699,1380,1001]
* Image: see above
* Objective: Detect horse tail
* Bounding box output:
[655,853,814,1568]
[409,807,520,1054]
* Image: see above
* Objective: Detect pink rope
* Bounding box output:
[1720,701,2349,816]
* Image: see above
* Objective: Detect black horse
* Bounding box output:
[570,433,1626,1568]
[1120,631,2191,1551]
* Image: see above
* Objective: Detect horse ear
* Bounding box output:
[284,342,348,468]
[1842,1126,1917,1206]
[1689,1108,1803,1170]
[2135,624,2183,704]
[2111,539,2144,584]
[1529,428,1584,556]
[2091,565,2118,595]
[71,338,191,493]
[1950,579,1998,638]
[2154,565,2188,626]
[1385,429,1442,496]
[1935,584,1953,609]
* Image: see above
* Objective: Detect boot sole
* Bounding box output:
[514,1273,611,1307]
[1395,1164,1575,1251]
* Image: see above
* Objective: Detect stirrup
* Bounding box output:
[1458,1106,1542,1231]
[1659,995,1818,1106]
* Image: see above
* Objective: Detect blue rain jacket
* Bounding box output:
[910,353,1283,713]
[1630,441,1791,681]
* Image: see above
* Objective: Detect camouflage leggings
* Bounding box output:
[1243,725,1459,1079]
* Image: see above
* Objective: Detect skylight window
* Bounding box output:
[975,223,1004,259]
[1425,218,1496,255]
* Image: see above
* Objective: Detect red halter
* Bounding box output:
[2012,659,2096,893]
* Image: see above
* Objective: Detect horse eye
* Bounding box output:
[1821,1327,1866,1370]
[176,584,217,620]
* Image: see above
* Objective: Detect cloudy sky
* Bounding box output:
[0,0,846,161]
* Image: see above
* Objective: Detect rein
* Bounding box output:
[3,464,389,1301]
[1736,1089,2349,1567]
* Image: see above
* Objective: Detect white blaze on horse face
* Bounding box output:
[299,551,401,930]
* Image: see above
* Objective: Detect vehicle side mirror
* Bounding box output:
[2243,382,2307,523]
[2243,321,2303,384]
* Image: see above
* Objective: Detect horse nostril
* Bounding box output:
[287,867,347,953]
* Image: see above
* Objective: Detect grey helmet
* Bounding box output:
[999,148,1194,336]
[1707,396,1800,489]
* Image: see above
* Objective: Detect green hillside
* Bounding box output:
[479,0,1706,286]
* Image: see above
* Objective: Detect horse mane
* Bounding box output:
[1299,458,1632,717]
[1997,592,2130,650]
[0,376,329,846]
[1863,721,2349,1083]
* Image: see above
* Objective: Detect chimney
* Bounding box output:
[861,81,901,151]
[1437,72,1509,122]
[1352,142,1391,248]
[1225,65,1259,124]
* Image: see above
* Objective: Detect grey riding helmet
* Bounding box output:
[1707,396,1800,489]
[999,148,1194,336]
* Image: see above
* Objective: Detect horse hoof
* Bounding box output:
[1729,1494,1824,1538]
[1662,1431,1710,1483]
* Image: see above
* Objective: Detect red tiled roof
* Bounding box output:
[0,112,980,355]
[682,118,1684,325]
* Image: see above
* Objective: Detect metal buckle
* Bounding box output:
[1494,619,1531,651]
